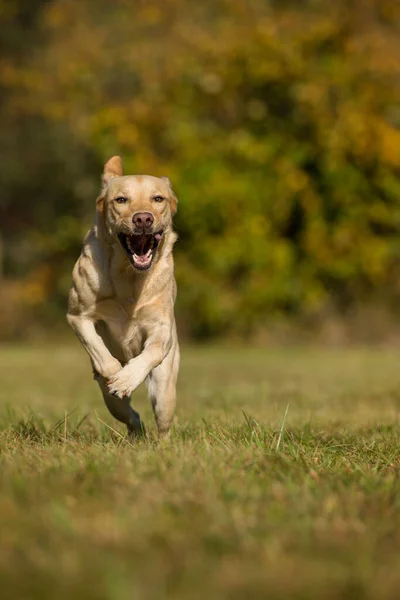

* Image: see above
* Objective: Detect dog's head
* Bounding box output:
[97,156,177,271]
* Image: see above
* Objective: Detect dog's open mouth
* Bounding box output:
[118,232,163,270]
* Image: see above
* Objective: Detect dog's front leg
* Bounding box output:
[67,314,122,380]
[108,326,171,398]
[147,342,179,438]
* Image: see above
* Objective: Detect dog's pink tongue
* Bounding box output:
[134,254,151,267]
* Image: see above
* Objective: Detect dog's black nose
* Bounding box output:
[132,212,154,230]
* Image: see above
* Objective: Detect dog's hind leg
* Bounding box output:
[146,343,180,439]
[96,375,145,437]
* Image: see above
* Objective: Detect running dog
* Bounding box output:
[67,156,179,437]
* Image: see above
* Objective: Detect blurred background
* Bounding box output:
[1,0,400,344]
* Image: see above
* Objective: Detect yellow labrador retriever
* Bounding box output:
[67,156,179,437]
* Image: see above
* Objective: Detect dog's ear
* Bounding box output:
[97,156,123,212]
[161,176,178,215]
[102,155,123,186]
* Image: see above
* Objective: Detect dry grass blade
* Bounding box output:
[95,411,135,448]
[275,403,290,451]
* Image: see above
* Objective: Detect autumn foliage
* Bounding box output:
[1,0,400,338]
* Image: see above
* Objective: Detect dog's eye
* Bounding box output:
[115,196,128,204]
[153,195,164,203]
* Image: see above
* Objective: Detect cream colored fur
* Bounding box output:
[67,156,179,437]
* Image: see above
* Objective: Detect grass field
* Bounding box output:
[1,343,400,599]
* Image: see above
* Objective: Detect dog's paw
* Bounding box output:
[107,364,140,398]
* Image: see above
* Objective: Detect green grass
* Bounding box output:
[1,343,400,599]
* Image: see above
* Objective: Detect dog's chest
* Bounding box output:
[95,297,145,361]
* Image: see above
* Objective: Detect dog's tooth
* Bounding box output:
[145,248,152,258]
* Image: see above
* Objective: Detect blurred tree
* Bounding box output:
[1,0,400,338]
